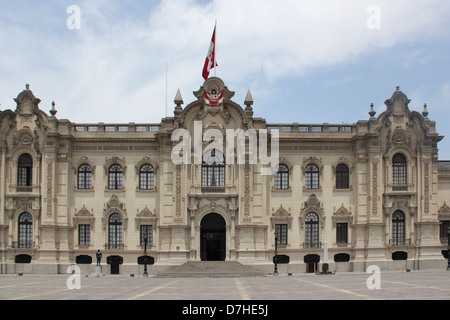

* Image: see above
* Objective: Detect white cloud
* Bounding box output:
[441,83,450,100]
[0,0,449,123]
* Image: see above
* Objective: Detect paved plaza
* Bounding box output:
[0,270,450,301]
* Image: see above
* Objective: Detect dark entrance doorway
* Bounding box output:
[304,254,320,273]
[107,255,123,275]
[201,213,226,261]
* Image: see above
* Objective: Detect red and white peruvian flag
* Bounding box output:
[202,24,217,80]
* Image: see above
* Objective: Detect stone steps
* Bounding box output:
[155,261,266,278]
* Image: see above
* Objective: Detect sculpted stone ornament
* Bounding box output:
[204,88,223,107]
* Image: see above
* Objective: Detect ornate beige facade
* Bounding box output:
[1,78,449,275]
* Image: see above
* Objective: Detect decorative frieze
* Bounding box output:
[424,163,430,215]
[176,164,182,218]
[47,163,53,217]
[372,162,378,216]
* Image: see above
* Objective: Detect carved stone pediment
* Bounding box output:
[333,204,352,216]
[301,194,323,215]
[438,202,450,220]
[75,205,93,217]
[73,205,95,227]
[102,195,128,230]
[14,85,41,116]
[383,195,415,210]
[137,205,155,217]
[14,129,34,147]
[439,202,450,214]
[300,194,325,228]
[5,197,41,219]
[135,205,157,230]
[391,129,409,147]
[193,77,234,121]
[332,204,354,226]
[73,156,96,174]
[302,156,323,172]
[103,156,127,174]
[270,205,292,229]
[273,205,289,217]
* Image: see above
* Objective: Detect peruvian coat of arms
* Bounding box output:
[204,89,223,107]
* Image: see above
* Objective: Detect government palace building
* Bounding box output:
[1,77,450,275]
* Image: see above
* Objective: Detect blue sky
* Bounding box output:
[1,0,450,158]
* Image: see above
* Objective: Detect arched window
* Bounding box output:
[78,164,92,190]
[392,210,405,245]
[305,212,319,248]
[108,213,123,249]
[108,164,123,190]
[18,154,33,187]
[393,153,407,185]
[305,164,319,189]
[274,164,289,190]
[18,212,33,248]
[139,164,155,190]
[336,164,349,189]
[202,149,225,187]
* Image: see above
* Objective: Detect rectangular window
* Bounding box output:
[18,224,32,248]
[336,223,348,244]
[305,173,319,189]
[440,221,450,242]
[78,224,90,245]
[393,166,407,185]
[18,167,32,186]
[275,224,288,245]
[140,225,153,247]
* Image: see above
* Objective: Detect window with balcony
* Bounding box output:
[18,154,33,187]
[18,212,33,248]
[393,153,407,186]
[392,210,405,245]
[108,213,123,249]
[305,212,319,248]
[202,149,225,190]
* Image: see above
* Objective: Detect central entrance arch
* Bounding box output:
[200,213,226,261]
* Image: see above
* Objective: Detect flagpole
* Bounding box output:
[261,63,264,117]
[214,19,217,77]
[165,62,168,117]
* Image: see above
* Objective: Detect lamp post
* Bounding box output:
[143,237,148,277]
[273,231,279,276]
